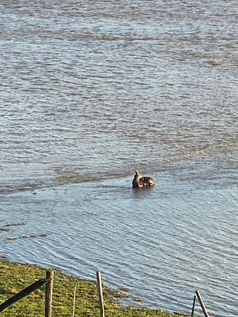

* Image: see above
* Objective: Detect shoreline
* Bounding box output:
[0,258,188,316]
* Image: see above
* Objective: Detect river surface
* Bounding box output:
[0,1,238,316]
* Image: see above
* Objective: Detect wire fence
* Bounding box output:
[0,266,211,317]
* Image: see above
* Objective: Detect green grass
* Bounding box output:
[0,259,188,317]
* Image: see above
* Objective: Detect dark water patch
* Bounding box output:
[0,222,25,229]
[4,233,47,244]
[0,228,11,232]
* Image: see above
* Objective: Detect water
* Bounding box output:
[0,1,238,316]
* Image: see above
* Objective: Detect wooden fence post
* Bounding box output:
[195,290,209,317]
[45,270,54,317]
[96,271,105,317]
[191,295,196,317]
[72,286,77,317]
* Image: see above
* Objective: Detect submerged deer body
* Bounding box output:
[132,170,155,189]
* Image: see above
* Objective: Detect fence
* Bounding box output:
[0,270,54,317]
[0,268,210,317]
[97,274,212,317]
[191,290,210,317]
[97,273,211,317]
[0,269,103,317]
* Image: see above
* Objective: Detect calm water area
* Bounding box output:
[0,1,238,316]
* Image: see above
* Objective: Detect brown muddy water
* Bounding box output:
[0,1,238,316]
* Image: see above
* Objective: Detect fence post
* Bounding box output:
[96,271,105,317]
[72,286,77,317]
[195,290,209,317]
[191,295,196,317]
[45,270,54,317]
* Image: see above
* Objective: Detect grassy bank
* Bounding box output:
[0,259,188,316]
